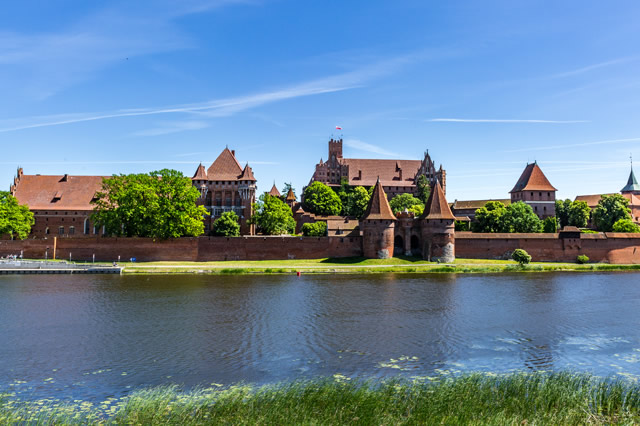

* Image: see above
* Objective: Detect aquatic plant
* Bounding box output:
[2,372,640,424]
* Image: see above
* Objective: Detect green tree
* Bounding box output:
[301,221,327,237]
[91,169,207,239]
[0,191,34,240]
[342,186,370,218]
[612,218,640,233]
[302,181,342,216]
[251,194,296,235]
[471,201,507,233]
[567,200,590,228]
[502,201,543,233]
[455,220,470,231]
[555,199,572,228]
[211,211,240,236]
[512,248,531,265]
[389,193,424,215]
[416,175,431,204]
[592,194,632,232]
[543,216,558,233]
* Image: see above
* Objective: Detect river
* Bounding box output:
[1,272,639,401]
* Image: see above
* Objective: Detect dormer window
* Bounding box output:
[52,191,62,202]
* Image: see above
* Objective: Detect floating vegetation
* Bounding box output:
[2,372,640,424]
[377,355,421,371]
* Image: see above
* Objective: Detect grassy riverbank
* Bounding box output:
[119,256,640,274]
[2,373,640,424]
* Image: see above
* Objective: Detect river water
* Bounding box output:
[1,272,639,401]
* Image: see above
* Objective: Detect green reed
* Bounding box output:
[2,372,640,424]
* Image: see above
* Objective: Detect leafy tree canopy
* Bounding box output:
[389,193,424,216]
[0,191,34,240]
[592,194,631,232]
[91,169,208,239]
[611,218,640,233]
[471,201,507,233]
[301,221,327,237]
[211,211,240,237]
[567,200,591,229]
[302,181,342,216]
[502,201,543,233]
[555,199,572,228]
[341,186,370,218]
[543,216,558,233]
[251,194,296,235]
[416,175,431,204]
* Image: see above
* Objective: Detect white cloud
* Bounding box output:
[426,118,588,123]
[549,57,634,79]
[503,137,640,153]
[343,139,401,158]
[130,121,209,137]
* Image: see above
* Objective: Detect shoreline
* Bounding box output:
[118,258,640,275]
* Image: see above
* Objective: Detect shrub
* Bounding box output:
[576,255,589,264]
[612,218,640,233]
[211,211,240,236]
[512,249,531,265]
[301,221,327,237]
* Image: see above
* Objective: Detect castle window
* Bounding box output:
[84,219,90,234]
[530,192,533,197]
[45,227,50,235]
[58,226,64,235]
[69,226,75,235]
[534,206,538,211]
[547,192,550,197]
[539,192,542,197]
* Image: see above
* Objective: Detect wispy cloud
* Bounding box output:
[130,120,209,137]
[0,0,252,98]
[549,57,634,79]
[344,139,402,158]
[503,137,640,153]
[0,159,279,165]
[426,118,588,123]
[0,53,409,133]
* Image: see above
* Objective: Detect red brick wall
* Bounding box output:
[0,236,363,262]
[456,232,640,264]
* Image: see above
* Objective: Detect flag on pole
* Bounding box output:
[335,126,342,130]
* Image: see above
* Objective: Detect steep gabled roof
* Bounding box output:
[12,174,107,211]
[510,162,557,193]
[192,163,207,180]
[362,177,396,220]
[207,147,243,180]
[286,187,296,201]
[621,167,640,193]
[420,179,455,220]
[268,183,281,197]
[343,158,421,187]
[239,163,256,181]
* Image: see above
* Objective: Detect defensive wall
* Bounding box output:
[2,232,640,264]
[0,236,363,262]
[456,232,640,264]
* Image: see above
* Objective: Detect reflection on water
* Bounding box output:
[1,272,639,401]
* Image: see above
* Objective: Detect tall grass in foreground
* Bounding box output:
[2,372,640,424]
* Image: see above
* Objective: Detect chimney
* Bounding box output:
[60,174,69,182]
[358,170,362,180]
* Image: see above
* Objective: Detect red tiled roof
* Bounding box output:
[510,163,557,193]
[268,184,281,197]
[13,174,106,211]
[286,188,296,201]
[207,148,243,180]
[192,163,207,180]
[575,193,639,208]
[451,199,511,210]
[362,178,396,220]
[239,163,256,181]
[421,180,455,220]
[343,159,421,187]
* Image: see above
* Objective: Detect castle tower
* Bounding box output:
[328,138,343,168]
[285,187,297,209]
[420,179,455,262]
[509,162,557,219]
[360,177,396,259]
[621,159,640,195]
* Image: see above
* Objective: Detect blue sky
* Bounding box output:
[2,0,640,201]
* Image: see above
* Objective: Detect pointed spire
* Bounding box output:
[286,187,296,202]
[192,163,207,180]
[621,157,640,193]
[362,177,396,220]
[420,179,455,220]
[239,163,256,181]
[268,182,281,197]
